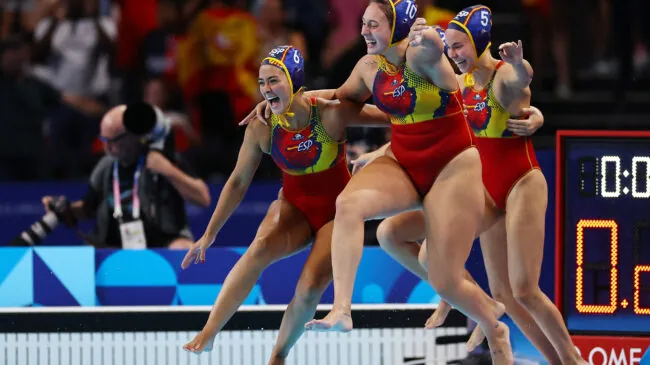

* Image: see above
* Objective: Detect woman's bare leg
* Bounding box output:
[376,211,427,279]
[268,221,335,365]
[376,212,473,328]
[184,199,313,353]
[305,156,421,332]
[505,171,586,364]
[422,148,512,364]
[381,191,505,329]
[469,218,562,364]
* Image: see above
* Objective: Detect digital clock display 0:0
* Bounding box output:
[563,138,650,335]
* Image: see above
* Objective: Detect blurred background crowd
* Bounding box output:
[1,0,649,183]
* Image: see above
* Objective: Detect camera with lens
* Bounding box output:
[123,102,174,156]
[8,196,77,246]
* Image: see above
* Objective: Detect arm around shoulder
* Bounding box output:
[322,98,390,128]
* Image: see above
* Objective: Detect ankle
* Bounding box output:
[333,303,352,314]
[562,353,585,364]
[201,324,218,338]
[483,320,506,338]
[268,353,286,365]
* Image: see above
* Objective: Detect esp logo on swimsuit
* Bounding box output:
[297,139,313,152]
[393,85,407,98]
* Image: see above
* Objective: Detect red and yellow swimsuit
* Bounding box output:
[463,60,540,209]
[372,55,475,195]
[268,97,350,232]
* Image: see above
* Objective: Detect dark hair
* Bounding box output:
[369,0,394,29]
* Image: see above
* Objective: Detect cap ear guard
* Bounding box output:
[448,5,492,59]
[262,45,305,94]
[388,0,418,46]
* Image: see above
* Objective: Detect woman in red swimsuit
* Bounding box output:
[373,6,585,364]
[294,0,511,360]
[181,45,390,364]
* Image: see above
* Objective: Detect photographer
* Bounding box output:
[41,103,211,249]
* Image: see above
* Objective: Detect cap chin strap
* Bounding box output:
[278,86,305,128]
[464,43,491,87]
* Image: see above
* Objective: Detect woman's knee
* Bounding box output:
[334,191,369,220]
[511,275,542,306]
[488,282,516,306]
[376,218,401,250]
[427,268,465,299]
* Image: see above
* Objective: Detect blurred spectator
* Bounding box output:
[141,0,181,81]
[32,0,115,178]
[418,0,455,28]
[320,0,364,72]
[0,33,103,180]
[176,0,260,178]
[41,104,211,249]
[187,0,260,120]
[611,0,650,101]
[143,77,200,153]
[134,0,185,115]
[254,0,307,63]
[523,0,571,98]
[281,0,329,77]
[1,0,39,38]
[586,0,613,77]
[113,0,159,104]
[32,0,115,97]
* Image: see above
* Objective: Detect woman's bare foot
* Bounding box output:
[304,309,353,332]
[485,321,513,365]
[467,300,506,351]
[182,330,216,354]
[425,299,452,329]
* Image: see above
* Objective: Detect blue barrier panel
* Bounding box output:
[0,148,558,307]
[0,247,441,307]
